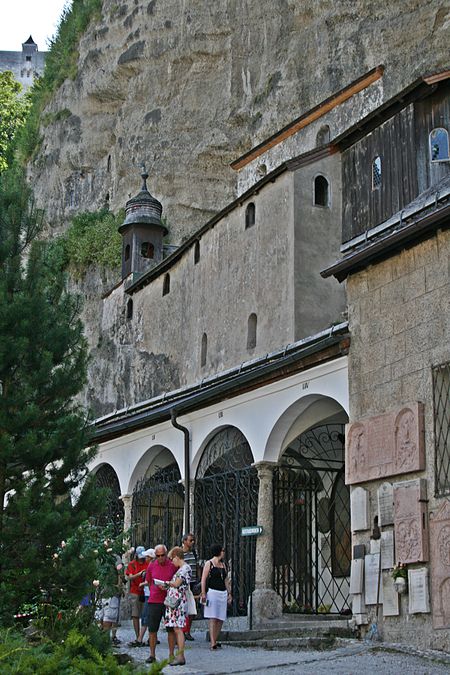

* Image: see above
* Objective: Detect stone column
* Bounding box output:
[251,462,282,625]
[120,493,133,541]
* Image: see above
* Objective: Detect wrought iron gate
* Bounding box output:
[94,464,125,535]
[273,424,351,614]
[131,464,184,549]
[194,427,259,616]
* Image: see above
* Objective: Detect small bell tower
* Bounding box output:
[118,166,168,280]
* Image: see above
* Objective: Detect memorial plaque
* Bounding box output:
[381,530,394,570]
[394,479,429,563]
[346,402,425,485]
[429,499,450,629]
[352,593,366,614]
[351,487,369,531]
[370,539,380,555]
[350,558,364,594]
[382,572,399,616]
[353,544,366,559]
[378,482,394,526]
[364,553,382,605]
[408,567,430,614]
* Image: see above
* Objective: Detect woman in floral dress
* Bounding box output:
[164,546,192,667]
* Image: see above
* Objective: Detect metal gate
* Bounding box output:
[94,464,125,535]
[194,427,259,616]
[273,424,351,614]
[131,464,184,549]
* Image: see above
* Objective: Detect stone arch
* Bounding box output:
[127,444,181,494]
[191,423,252,478]
[90,462,124,534]
[264,394,348,463]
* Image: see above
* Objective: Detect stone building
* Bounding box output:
[0,36,46,92]
[322,71,450,649]
[88,64,450,649]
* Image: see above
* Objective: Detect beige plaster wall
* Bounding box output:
[347,227,450,649]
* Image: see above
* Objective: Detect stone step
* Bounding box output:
[219,623,353,642]
[219,636,356,651]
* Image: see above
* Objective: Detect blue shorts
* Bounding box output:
[141,601,150,626]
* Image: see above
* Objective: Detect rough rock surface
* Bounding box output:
[27,0,450,416]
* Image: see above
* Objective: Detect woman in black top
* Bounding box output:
[200,544,232,649]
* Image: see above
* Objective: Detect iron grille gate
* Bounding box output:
[195,467,259,616]
[194,426,259,616]
[273,424,351,614]
[94,464,125,535]
[131,464,184,549]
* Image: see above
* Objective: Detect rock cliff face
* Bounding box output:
[28,0,450,416]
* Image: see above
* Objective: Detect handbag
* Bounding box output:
[186,588,197,616]
[164,590,182,610]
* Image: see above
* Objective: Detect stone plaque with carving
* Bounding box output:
[378,482,394,526]
[393,479,429,564]
[364,553,382,605]
[350,487,369,531]
[346,402,425,485]
[350,558,364,594]
[408,567,430,614]
[430,499,450,629]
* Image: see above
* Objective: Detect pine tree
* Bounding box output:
[0,169,100,622]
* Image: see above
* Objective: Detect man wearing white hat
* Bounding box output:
[125,545,148,644]
[135,548,156,647]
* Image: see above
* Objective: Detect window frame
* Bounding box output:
[429,127,450,163]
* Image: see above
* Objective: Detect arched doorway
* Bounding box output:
[273,422,351,614]
[93,464,124,535]
[194,426,258,616]
[131,449,184,549]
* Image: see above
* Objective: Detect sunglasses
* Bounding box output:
[156,554,166,558]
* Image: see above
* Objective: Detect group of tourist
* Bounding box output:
[100,533,232,667]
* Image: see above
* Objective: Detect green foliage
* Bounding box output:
[0,169,101,624]
[0,627,145,674]
[0,72,31,172]
[15,0,103,163]
[49,208,123,277]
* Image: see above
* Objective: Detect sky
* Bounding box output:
[0,0,71,52]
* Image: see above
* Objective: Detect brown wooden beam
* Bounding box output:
[230,65,384,171]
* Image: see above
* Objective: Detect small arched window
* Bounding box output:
[124,244,130,261]
[245,202,256,229]
[126,298,133,320]
[316,124,330,147]
[430,128,449,162]
[141,242,154,259]
[247,313,257,350]
[201,333,207,367]
[372,156,382,190]
[162,273,170,296]
[194,240,200,264]
[313,175,329,207]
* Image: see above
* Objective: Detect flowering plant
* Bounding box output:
[391,562,408,580]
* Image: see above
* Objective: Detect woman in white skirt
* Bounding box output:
[200,544,232,650]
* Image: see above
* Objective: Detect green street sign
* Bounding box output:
[241,525,263,537]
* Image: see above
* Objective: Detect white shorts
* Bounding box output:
[203,589,227,621]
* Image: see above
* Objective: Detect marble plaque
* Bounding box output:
[364,553,382,605]
[394,479,429,563]
[346,402,425,485]
[350,558,364,594]
[352,593,366,614]
[378,482,394,526]
[429,499,450,629]
[408,567,430,614]
[370,539,380,555]
[382,572,399,616]
[351,487,369,531]
[381,530,395,570]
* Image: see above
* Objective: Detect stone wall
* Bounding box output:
[346,227,450,649]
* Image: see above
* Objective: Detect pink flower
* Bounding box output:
[92,580,100,587]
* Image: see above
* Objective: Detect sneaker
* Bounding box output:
[185,633,194,641]
[146,656,156,664]
[128,640,143,647]
[111,637,121,645]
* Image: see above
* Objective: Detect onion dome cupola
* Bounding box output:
[118,166,168,280]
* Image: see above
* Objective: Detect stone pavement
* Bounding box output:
[113,621,450,674]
